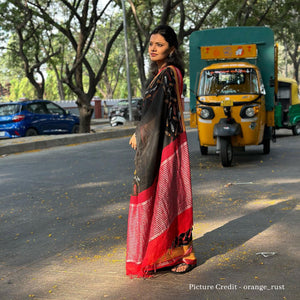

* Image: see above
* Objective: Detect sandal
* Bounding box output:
[171,263,196,274]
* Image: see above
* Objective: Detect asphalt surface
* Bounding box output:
[0,118,299,300]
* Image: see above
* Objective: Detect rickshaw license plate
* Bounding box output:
[221,99,233,106]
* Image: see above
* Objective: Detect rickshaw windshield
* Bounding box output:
[198,68,259,96]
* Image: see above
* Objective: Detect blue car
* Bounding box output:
[0,100,80,138]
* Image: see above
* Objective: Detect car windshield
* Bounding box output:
[198,68,259,96]
[0,104,21,116]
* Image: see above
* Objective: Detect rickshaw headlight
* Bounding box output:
[240,105,259,118]
[199,107,214,119]
[245,107,255,118]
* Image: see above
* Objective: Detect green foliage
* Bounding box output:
[44,71,58,100]
[44,70,76,100]
[0,37,24,83]
[8,77,36,101]
[0,0,299,103]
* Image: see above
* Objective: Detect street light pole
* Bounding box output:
[121,0,133,122]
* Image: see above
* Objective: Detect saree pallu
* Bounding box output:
[126,66,196,277]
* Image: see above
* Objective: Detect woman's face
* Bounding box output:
[148,33,172,67]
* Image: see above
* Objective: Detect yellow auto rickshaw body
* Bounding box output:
[277,77,300,106]
[189,27,276,166]
[275,77,300,135]
[196,62,267,147]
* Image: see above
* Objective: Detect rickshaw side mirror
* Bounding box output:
[260,86,266,95]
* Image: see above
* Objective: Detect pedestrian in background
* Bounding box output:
[127,24,197,277]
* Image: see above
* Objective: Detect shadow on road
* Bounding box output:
[193,199,298,265]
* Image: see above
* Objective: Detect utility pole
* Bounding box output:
[121,0,133,121]
[285,42,288,78]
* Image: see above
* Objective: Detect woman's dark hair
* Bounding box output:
[149,25,185,78]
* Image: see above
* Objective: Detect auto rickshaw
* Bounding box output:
[189,27,276,167]
[275,77,300,135]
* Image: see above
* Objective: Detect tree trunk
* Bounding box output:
[57,80,65,101]
[53,64,66,100]
[293,61,299,82]
[27,72,44,99]
[134,45,146,92]
[76,99,94,133]
[290,46,299,82]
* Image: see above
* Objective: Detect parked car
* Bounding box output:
[0,99,80,139]
[109,98,142,126]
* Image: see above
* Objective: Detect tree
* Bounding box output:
[197,0,299,81]
[1,0,298,112]
[89,17,126,99]
[5,0,123,133]
[0,1,60,99]
[125,0,222,91]
[268,0,300,81]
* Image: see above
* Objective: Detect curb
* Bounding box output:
[0,127,135,156]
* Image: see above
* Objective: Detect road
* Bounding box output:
[0,129,299,299]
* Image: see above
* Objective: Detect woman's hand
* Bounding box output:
[129,133,137,150]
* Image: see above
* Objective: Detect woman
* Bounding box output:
[126,25,197,277]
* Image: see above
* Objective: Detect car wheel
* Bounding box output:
[72,124,80,133]
[25,128,38,136]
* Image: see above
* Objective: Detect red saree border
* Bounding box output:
[160,131,187,163]
[126,207,193,277]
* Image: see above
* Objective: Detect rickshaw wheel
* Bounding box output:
[263,139,270,154]
[220,138,233,167]
[200,146,208,155]
[292,122,300,136]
